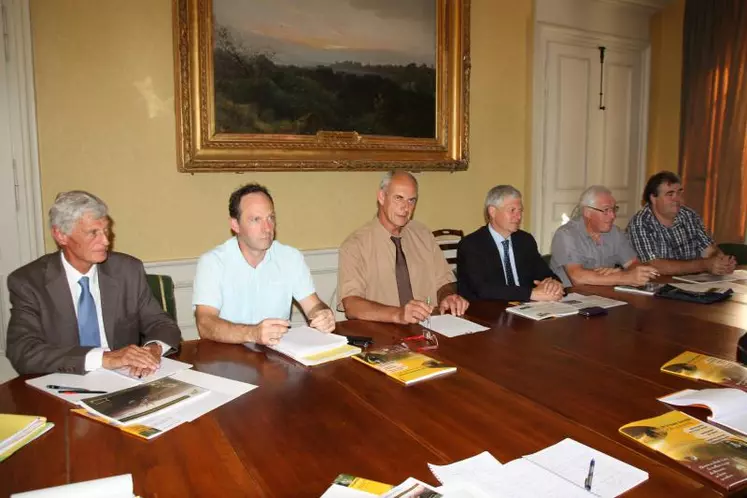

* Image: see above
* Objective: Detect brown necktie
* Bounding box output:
[391,236,414,306]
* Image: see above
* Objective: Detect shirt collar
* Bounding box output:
[487,224,511,245]
[374,216,411,239]
[60,251,98,289]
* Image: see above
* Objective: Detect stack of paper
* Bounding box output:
[0,414,54,462]
[270,326,361,366]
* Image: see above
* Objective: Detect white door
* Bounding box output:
[533,27,648,253]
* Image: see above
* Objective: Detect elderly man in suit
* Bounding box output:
[6,191,181,375]
[457,185,563,302]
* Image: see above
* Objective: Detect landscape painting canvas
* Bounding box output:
[173,0,469,172]
[212,0,437,138]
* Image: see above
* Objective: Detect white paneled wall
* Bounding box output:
[144,248,343,341]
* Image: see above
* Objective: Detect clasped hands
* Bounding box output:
[707,254,737,275]
[530,277,564,301]
[397,294,469,324]
[103,343,162,378]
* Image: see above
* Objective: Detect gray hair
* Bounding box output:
[49,190,108,234]
[379,171,419,193]
[571,185,612,219]
[485,185,522,209]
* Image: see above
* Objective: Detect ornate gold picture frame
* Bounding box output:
[173,0,470,172]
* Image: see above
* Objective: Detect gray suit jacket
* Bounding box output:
[6,251,182,375]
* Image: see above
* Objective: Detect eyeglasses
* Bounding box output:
[401,329,439,352]
[586,205,619,216]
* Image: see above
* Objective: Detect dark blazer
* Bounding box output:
[6,251,182,375]
[457,226,559,302]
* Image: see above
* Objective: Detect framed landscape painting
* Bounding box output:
[173,0,470,171]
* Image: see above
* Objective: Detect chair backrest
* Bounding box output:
[718,243,747,266]
[433,228,464,271]
[146,274,177,321]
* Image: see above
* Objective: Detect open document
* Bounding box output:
[506,293,626,321]
[427,439,647,498]
[659,388,747,436]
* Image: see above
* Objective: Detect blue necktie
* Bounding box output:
[77,276,101,347]
[501,239,516,286]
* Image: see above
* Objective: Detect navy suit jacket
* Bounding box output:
[457,226,559,301]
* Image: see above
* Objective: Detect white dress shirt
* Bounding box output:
[488,224,521,286]
[60,253,169,371]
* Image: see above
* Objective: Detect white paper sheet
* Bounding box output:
[420,315,489,338]
[429,451,503,485]
[169,369,257,422]
[26,370,139,404]
[11,473,133,498]
[110,357,192,383]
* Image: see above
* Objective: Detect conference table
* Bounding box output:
[2,286,747,497]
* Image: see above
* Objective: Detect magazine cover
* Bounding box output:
[661,351,747,389]
[79,377,207,425]
[353,345,456,385]
[620,410,747,490]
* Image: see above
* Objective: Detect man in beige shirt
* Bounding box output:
[338,171,469,324]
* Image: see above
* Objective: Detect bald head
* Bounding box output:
[377,171,419,235]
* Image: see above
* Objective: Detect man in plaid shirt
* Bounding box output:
[626,171,736,276]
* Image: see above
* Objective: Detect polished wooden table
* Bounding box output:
[2,289,747,497]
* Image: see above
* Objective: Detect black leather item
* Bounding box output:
[654,284,733,304]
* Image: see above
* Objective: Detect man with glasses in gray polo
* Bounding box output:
[550,185,658,287]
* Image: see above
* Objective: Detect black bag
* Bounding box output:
[654,284,733,304]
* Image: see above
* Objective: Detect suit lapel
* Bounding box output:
[44,252,79,345]
[98,260,121,349]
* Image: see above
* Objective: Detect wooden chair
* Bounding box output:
[432,228,464,274]
[146,274,177,320]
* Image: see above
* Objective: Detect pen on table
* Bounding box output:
[59,390,108,395]
[584,458,595,491]
[47,384,88,390]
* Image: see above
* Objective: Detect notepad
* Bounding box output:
[268,326,360,366]
[0,414,54,462]
[659,388,747,436]
[419,315,489,338]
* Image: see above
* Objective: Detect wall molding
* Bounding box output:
[144,247,343,341]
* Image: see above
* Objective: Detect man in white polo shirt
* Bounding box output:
[192,183,335,346]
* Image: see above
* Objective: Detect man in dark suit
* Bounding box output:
[6,191,181,375]
[457,185,563,302]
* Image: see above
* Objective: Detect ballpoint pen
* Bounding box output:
[584,458,595,491]
[425,296,432,329]
[59,390,107,395]
[47,384,86,390]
